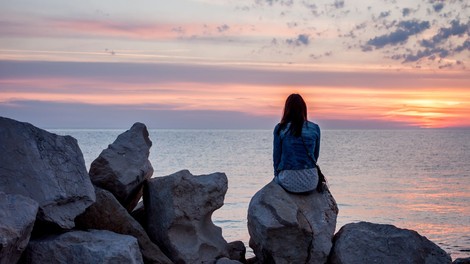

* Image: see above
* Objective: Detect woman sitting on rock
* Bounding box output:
[273,93,324,193]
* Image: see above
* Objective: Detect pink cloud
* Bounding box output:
[0,15,297,41]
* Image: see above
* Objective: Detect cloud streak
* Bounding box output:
[286,34,310,46]
[365,20,430,49]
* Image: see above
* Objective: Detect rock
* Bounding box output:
[131,201,146,228]
[227,241,247,263]
[0,192,38,264]
[453,257,470,264]
[145,170,229,264]
[247,181,338,264]
[0,117,95,229]
[329,221,452,264]
[246,257,259,264]
[89,122,153,211]
[216,257,244,264]
[75,187,173,264]
[20,229,143,264]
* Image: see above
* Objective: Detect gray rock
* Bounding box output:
[145,170,229,264]
[20,229,143,264]
[330,221,452,264]
[0,117,95,229]
[0,192,38,264]
[453,257,470,264]
[227,241,247,263]
[247,181,338,264]
[216,257,244,264]
[75,187,173,264]
[131,200,146,228]
[89,122,153,211]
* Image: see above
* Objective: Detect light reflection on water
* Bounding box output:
[53,129,470,260]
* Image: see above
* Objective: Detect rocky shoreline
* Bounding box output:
[0,116,467,264]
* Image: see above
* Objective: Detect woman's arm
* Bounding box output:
[313,125,321,162]
[273,124,282,177]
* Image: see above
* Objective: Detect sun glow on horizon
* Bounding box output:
[1,69,469,129]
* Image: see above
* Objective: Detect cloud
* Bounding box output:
[378,11,391,19]
[455,39,470,53]
[217,24,230,33]
[1,100,423,129]
[302,1,321,16]
[402,8,412,17]
[309,51,333,60]
[2,60,468,92]
[421,19,469,48]
[399,47,450,62]
[392,19,470,62]
[0,17,188,40]
[254,0,293,7]
[433,3,444,12]
[286,34,310,46]
[333,0,345,9]
[365,20,430,49]
[0,100,277,129]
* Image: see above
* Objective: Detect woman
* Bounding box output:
[273,93,323,193]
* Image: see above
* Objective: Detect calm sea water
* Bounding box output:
[52,129,470,260]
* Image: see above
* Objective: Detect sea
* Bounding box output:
[52,128,470,260]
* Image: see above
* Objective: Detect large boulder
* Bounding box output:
[145,170,229,264]
[75,187,173,264]
[0,192,38,264]
[89,122,153,211]
[247,181,338,264]
[20,230,144,264]
[0,116,95,229]
[329,221,452,264]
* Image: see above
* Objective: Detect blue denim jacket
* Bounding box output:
[273,121,321,177]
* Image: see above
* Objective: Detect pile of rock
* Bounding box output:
[0,117,242,264]
[246,182,453,264]
[0,116,459,264]
[246,183,453,264]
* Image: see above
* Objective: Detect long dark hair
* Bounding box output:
[277,93,307,137]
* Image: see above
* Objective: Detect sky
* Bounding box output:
[0,0,469,129]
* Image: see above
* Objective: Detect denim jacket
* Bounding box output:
[273,121,321,177]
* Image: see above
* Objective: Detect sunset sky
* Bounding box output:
[1,0,469,129]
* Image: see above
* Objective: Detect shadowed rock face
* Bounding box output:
[0,116,95,229]
[0,192,38,264]
[75,187,173,264]
[20,230,144,264]
[145,170,229,264]
[247,181,338,264]
[329,221,452,264]
[89,122,153,211]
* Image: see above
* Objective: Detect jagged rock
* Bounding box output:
[329,221,452,264]
[89,122,153,211]
[216,257,244,264]
[145,170,229,264]
[20,229,143,264]
[453,257,470,264]
[247,181,338,264]
[0,192,38,264]
[75,187,172,264]
[0,117,95,229]
[227,241,247,263]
